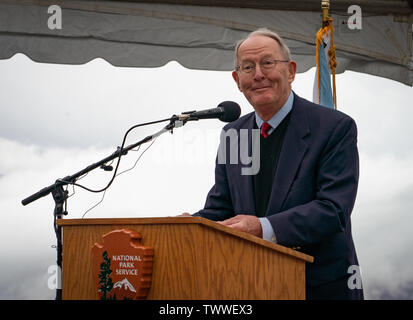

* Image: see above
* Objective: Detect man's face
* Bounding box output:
[232,35,297,119]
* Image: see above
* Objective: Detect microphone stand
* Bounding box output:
[21,115,186,300]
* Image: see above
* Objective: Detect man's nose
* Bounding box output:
[253,64,266,79]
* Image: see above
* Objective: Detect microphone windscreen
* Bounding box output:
[218,101,241,122]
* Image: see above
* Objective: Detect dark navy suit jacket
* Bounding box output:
[194,92,362,294]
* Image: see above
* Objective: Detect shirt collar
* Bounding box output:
[255,90,294,132]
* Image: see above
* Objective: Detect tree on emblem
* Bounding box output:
[98,251,114,300]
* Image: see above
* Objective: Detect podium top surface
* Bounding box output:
[57,216,313,263]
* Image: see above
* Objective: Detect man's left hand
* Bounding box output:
[218,215,263,238]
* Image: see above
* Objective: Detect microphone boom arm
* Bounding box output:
[21,115,185,206]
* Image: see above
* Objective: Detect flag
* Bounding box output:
[313,20,336,109]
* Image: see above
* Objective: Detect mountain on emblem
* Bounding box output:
[113,278,136,293]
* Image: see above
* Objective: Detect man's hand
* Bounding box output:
[176,212,191,217]
[218,215,263,238]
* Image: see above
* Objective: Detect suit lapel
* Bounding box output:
[266,94,310,214]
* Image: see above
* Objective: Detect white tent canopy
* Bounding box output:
[1,0,412,85]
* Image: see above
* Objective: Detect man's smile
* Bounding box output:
[251,85,271,92]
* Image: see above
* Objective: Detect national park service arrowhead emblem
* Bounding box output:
[91,229,154,300]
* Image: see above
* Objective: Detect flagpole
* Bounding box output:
[321,0,330,27]
[321,0,337,109]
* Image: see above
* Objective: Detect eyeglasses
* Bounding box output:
[236,58,289,74]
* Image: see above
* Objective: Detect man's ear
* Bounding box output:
[287,60,297,84]
[232,71,242,92]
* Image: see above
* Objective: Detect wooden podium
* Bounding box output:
[57,216,313,300]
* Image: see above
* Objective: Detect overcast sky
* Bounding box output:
[0,53,412,299]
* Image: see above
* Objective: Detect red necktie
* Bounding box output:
[260,122,271,138]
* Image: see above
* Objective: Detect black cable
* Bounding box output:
[57,117,171,193]
[81,139,157,218]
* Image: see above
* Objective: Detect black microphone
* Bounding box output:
[180,101,241,123]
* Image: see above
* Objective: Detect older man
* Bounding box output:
[192,28,363,300]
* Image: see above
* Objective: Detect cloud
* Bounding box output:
[353,179,413,299]
[368,280,413,300]
[337,70,413,160]
[0,258,55,300]
[0,54,246,148]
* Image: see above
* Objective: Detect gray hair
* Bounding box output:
[234,28,292,69]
